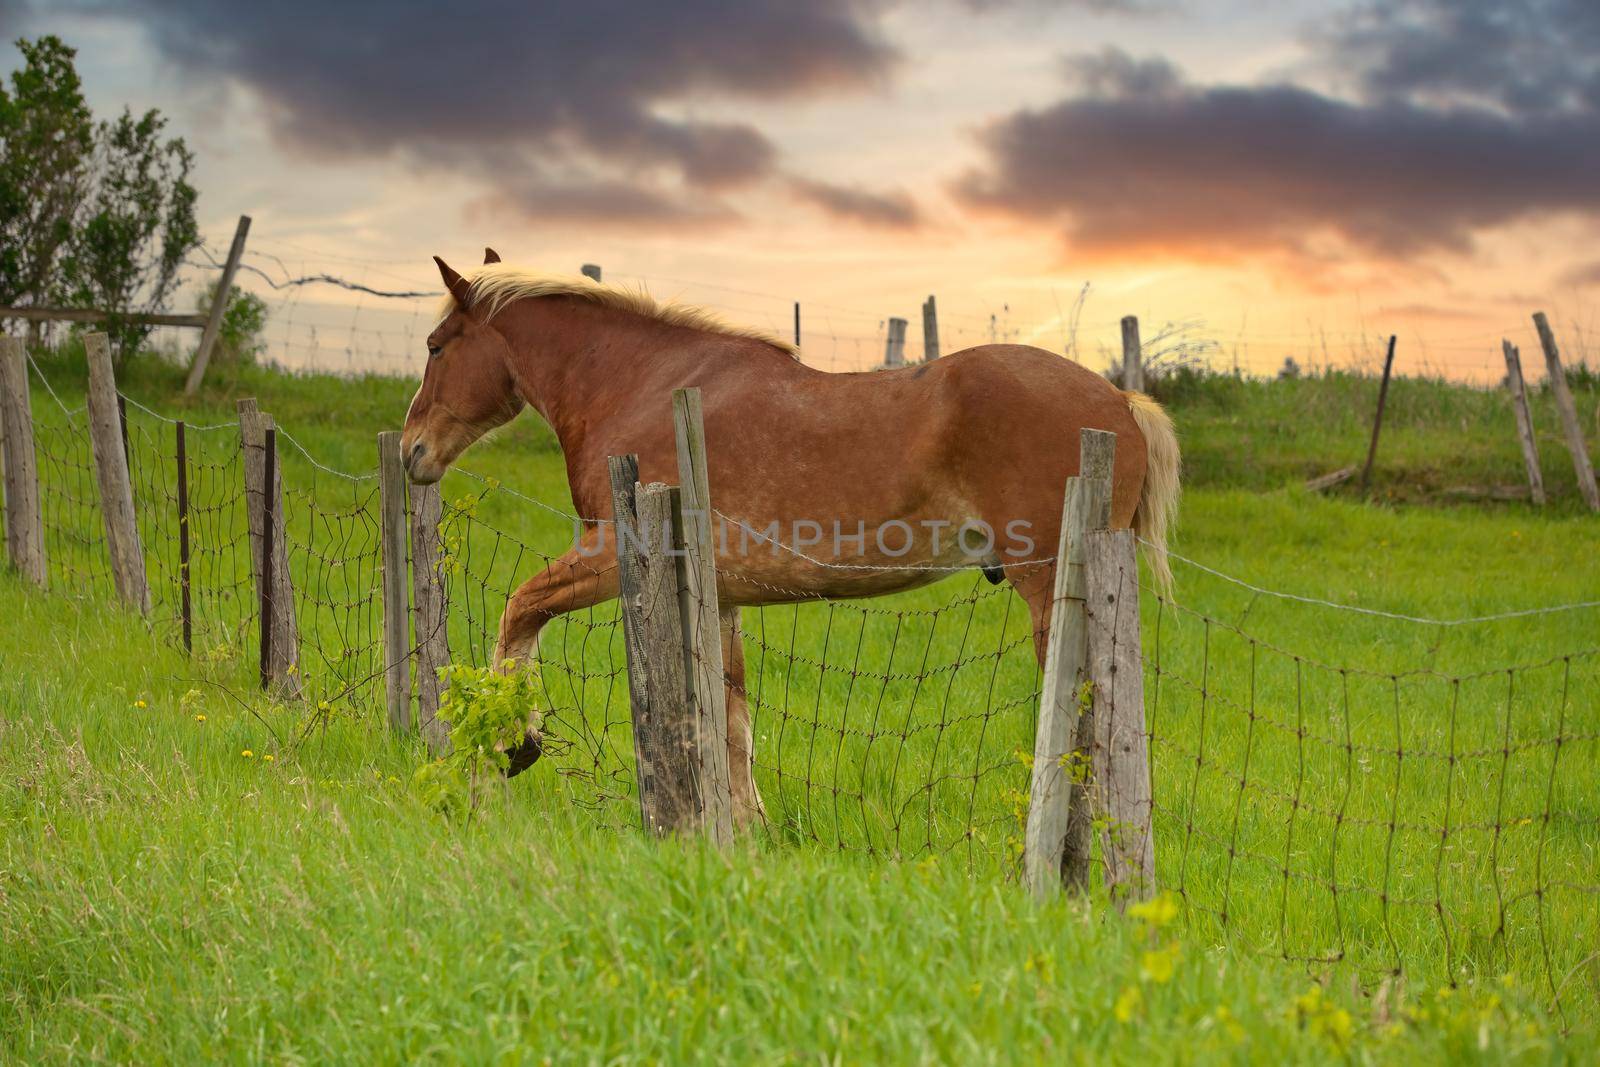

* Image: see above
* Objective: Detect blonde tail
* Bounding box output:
[1124,391,1181,594]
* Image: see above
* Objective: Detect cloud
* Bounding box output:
[61,0,902,227]
[470,179,740,231]
[1557,260,1600,288]
[789,177,920,228]
[955,2,1600,265]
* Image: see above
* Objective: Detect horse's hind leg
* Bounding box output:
[493,530,619,776]
[722,608,766,828]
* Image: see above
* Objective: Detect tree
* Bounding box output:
[0,35,93,310]
[62,106,200,361]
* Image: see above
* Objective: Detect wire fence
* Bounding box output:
[6,345,1599,1018]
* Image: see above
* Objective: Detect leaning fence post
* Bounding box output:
[1532,312,1600,512]
[378,431,412,732]
[0,335,46,586]
[83,332,150,614]
[1359,334,1398,493]
[1501,341,1545,506]
[671,388,734,845]
[409,479,450,753]
[1024,429,1115,898]
[1085,527,1155,904]
[1121,316,1143,392]
[238,398,301,694]
[184,214,251,395]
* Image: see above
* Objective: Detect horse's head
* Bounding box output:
[401,249,524,483]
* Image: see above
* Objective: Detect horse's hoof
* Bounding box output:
[503,731,543,778]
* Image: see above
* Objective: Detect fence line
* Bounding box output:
[3,344,1596,1018]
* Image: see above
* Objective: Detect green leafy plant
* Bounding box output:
[412,664,543,817]
[198,279,268,365]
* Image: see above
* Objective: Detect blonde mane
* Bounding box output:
[438,264,800,359]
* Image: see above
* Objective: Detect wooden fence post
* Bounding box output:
[83,332,150,614]
[793,302,801,348]
[1084,527,1155,903]
[1024,429,1115,898]
[409,479,450,753]
[238,398,301,694]
[184,214,252,396]
[1359,334,1398,493]
[1532,312,1599,512]
[378,431,412,732]
[922,296,940,362]
[0,335,46,586]
[884,317,907,367]
[176,420,192,652]
[1501,341,1545,506]
[672,388,734,845]
[581,264,602,283]
[611,456,705,835]
[1121,316,1143,393]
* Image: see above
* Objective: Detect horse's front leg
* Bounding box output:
[493,529,619,776]
[722,608,766,828]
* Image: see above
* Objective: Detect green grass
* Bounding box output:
[1,577,1591,1063]
[2,347,1599,1059]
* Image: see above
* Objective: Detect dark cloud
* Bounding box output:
[956,30,1600,262]
[789,177,920,228]
[471,179,739,230]
[62,0,901,226]
[1316,0,1600,117]
[1558,260,1600,288]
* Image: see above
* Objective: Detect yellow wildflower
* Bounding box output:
[241,749,254,759]
[194,714,206,722]
[133,699,147,709]
[1114,984,1142,1023]
[1140,943,1180,984]
[1128,892,1179,929]
[263,754,274,763]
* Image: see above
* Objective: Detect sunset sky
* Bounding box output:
[5,0,1599,379]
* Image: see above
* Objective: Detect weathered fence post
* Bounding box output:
[184,214,252,395]
[1024,429,1114,899]
[580,263,602,283]
[1359,334,1398,493]
[884,317,907,367]
[83,332,150,614]
[176,420,193,652]
[793,301,801,348]
[409,479,450,753]
[1501,340,1545,506]
[1084,527,1155,903]
[1532,312,1599,512]
[378,431,412,732]
[672,388,734,845]
[0,335,46,586]
[238,398,301,694]
[922,296,940,362]
[611,455,707,835]
[1121,316,1143,393]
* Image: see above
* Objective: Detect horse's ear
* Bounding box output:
[483,247,501,264]
[433,255,473,308]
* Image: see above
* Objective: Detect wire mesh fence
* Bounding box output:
[4,347,1598,1017]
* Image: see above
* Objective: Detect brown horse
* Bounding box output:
[401,252,1180,824]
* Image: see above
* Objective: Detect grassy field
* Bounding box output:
[2,347,1599,1060]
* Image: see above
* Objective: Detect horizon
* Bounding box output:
[4,1,1598,381]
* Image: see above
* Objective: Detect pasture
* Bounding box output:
[2,350,1599,1062]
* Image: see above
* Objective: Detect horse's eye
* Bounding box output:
[427,344,442,359]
